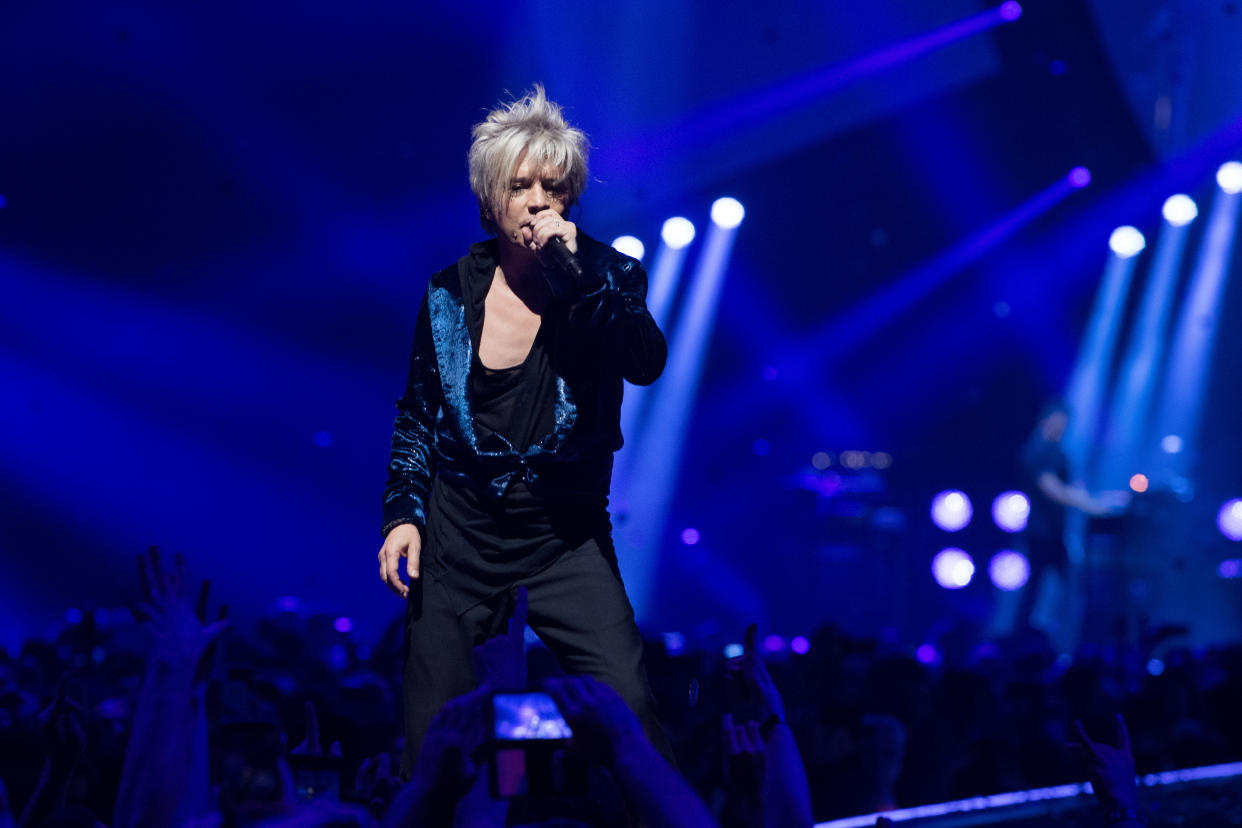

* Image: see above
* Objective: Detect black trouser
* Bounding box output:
[400,539,672,776]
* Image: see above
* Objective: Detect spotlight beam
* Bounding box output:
[1063,243,1143,478]
[615,217,742,620]
[1095,209,1195,488]
[1150,180,1242,477]
[622,3,1022,158]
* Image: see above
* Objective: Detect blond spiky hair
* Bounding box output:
[468,84,590,234]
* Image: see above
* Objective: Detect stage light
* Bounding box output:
[1217,161,1242,195]
[710,197,746,229]
[1219,560,1241,579]
[723,643,744,659]
[1147,658,1165,676]
[662,632,686,654]
[1162,194,1198,227]
[1218,499,1242,542]
[1161,434,1183,454]
[999,1,1023,21]
[991,491,1030,533]
[333,616,353,633]
[916,643,938,664]
[611,235,645,261]
[661,217,696,249]
[931,547,975,589]
[1109,226,1146,259]
[811,451,831,469]
[931,490,973,532]
[873,452,893,469]
[763,634,785,653]
[988,550,1030,591]
[313,430,333,448]
[791,636,810,654]
[65,608,84,625]
[1067,166,1091,188]
[680,527,701,545]
[1130,473,1149,493]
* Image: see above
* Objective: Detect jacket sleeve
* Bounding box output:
[381,291,440,536]
[567,253,667,386]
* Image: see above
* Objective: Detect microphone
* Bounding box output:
[544,236,585,282]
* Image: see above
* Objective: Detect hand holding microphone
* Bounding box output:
[529,209,585,283]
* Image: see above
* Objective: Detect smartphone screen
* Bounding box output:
[492,691,573,741]
[288,754,342,802]
[490,692,581,799]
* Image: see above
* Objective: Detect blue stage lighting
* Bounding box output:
[1162,194,1199,227]
[710,197,746,229]
[988,550,1030,591]
[661,217,696,249]
[1217,161,1242,195]
[1108,226,1146,258]
[791,636,810,654]
[1161,434,1183,454]
[723,643,744,658]
[680,527,700,545]
[313,430,333,448]
[1067,166,1091,188]
[999,1,1023,21]
[763,634,785,653]
[931,548,975,589]
[916,643,938,664]
[1220,560,1241,579]
[611,235,645,261]
[333,616,353,633]
[931,490,973,532]
[991,491,1030,533]
[1218,499,1242,542]
[662,632,686,654]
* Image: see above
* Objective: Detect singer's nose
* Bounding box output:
[528,181,549,212]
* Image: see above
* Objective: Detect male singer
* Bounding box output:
[378,85,669,770]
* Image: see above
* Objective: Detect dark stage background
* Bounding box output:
[3,0,1241,656]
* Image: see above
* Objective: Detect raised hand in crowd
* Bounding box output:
[115,547,228,828]
[546,675,718,828]
[16,674,86,828]
[292,700,343,758]
[1070,714,1146,826]
[472,586,528,692]
[724,625,785,724]
[382,688,491,827]
[723,624,813,828]
[353,753,403,820]
[133,546,230,673]
[721,712,766,827]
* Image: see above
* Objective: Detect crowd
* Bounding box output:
[2,549,1239,826]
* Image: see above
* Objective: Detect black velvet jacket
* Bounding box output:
[381,233,666,536]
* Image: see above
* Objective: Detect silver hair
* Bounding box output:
[468,84,590,234]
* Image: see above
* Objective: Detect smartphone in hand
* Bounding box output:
[489,691,584,799]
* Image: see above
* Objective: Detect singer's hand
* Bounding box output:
[529,209,577,255]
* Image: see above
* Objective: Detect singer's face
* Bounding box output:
[496,153,570,248]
